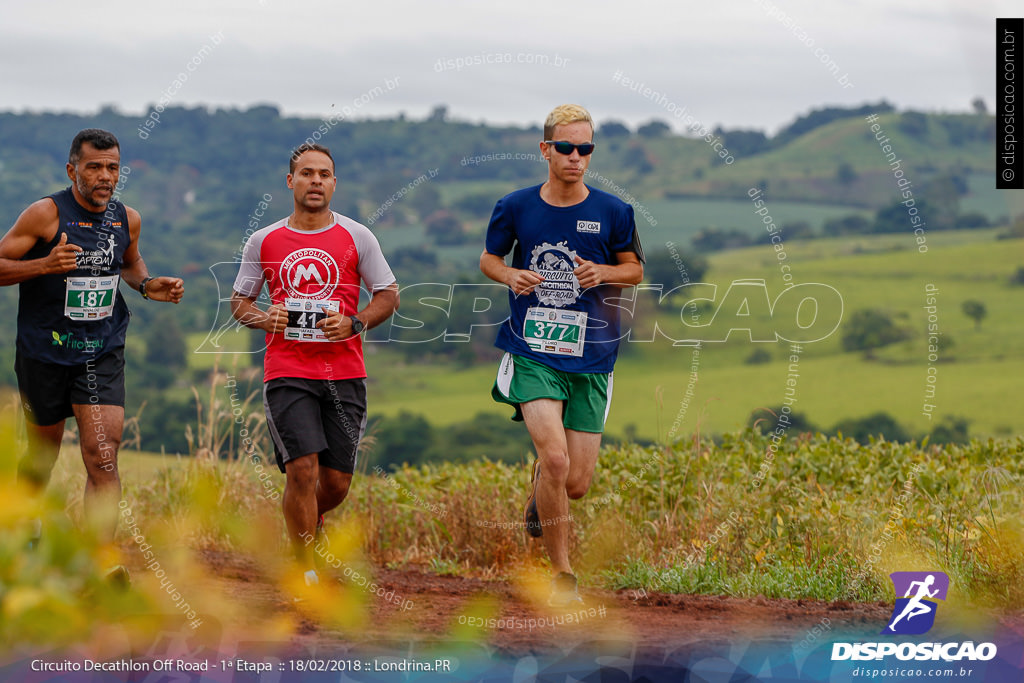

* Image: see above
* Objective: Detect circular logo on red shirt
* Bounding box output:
[280,248,339,299]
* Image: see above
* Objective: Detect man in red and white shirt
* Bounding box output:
[232,143,398,585]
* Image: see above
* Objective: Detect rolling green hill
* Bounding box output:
[364,228,1023,442]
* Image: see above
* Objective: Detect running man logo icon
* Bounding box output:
[883,571,949,635]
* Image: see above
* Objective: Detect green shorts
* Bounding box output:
[491,353,612,433]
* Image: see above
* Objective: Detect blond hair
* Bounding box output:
[543,104,594,140]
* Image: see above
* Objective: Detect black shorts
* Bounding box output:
[15,347,126,426]
[264,377,367,474]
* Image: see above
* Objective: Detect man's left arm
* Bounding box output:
[573,251,643,289]
[318,283,399,341]
[120,207,184,303]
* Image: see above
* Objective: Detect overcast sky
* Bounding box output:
[0,0,1014,133]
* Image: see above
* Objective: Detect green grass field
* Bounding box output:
[361,228,1022,441]
[180,226,1022,442]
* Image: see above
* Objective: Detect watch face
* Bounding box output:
[350,317,365,333]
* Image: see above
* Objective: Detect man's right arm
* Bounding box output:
[0,200,82,286]
[230,291,288,333]
[480,250,544,295]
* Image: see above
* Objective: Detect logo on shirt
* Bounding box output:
[280,248,339,299]
[75,234,118,269]
[576,220,600,233]
[529,241,580,307]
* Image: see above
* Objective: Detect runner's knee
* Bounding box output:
[566,480,590,499]
[322,475,351,504]
[286,455,319,490]
[539,453,570,485]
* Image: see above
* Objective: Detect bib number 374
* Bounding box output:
[523,307,586,357]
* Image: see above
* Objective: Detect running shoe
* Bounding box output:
[524,459,543,538]
[304,569,320,587]
[548,571,583,607]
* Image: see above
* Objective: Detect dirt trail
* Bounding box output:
[193,547,899,659]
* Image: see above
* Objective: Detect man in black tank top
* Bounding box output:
[0,129,185,555]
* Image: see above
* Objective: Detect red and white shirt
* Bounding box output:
[233,212,396,382]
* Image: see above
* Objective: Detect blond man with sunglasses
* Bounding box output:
[480,104,644,606]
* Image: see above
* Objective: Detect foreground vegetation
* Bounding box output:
[5,398,1020,652]
[349,432,1024,607]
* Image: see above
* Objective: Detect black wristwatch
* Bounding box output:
[139,277,155,300]
[349,316,365,335]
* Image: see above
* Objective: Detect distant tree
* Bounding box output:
[835,162,857,185]
[955,211,990,230]
[747,407,817,434]
[452,191,497,217]
[920,175,963,230]
[832,412,910,444]
[971,97,987,115]
[841,309,912,357]
[961,300,987,330]
[691,227,753,252]
[249,326,266,368]
[643,248,708,286]
[371,411,435,468]
[745,348,773,365]
[407,182,443,218]
[428,412,534,463]
[145,311,187,369]
[775,101,895,144]
[898,111,929,138]
[823,214,871,236]
[713,127,770,156]
[780,221,815,239]
[621,144,654,174]
[427,105,448,122]
[637,119,672,138]
[598,120,631,138]
[929,415,970,445]
[424,210,465,245]
[998,215,1024,240]
[872,198,949,234]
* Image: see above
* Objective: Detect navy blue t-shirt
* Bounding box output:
[17,187,131,365]
[485,184,642,374]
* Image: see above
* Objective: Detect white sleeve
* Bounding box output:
[335,213,397,292]
[232,228,270,298]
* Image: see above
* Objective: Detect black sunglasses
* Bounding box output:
[544,140,596,156]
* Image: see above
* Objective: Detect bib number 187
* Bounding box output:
[64,275,119,320]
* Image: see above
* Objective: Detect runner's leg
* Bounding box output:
[18,421,65,490]
[284,453,320,564]
[565,429,601,499]
[317,469,352,515]
[72,403,123,542]
[522,398,573,574]
[315,378,362,519]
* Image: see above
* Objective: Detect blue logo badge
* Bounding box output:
[883,572,949,635]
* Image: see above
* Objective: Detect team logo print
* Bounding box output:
[529,241,580,307]
[280,248,339,299]
[883,572,949,635]
[76,234,118,269]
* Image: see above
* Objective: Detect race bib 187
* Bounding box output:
[64,275,118,320]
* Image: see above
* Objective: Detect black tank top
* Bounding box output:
[17,187,131,365]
